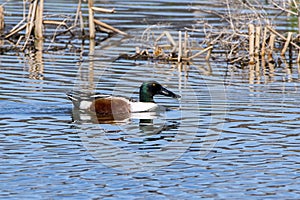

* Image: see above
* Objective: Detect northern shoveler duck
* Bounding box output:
[67,81,180,116]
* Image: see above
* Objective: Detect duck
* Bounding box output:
[67,81,180,116]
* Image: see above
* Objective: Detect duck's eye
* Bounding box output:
[152,83,156,87]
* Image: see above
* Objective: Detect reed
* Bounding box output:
[248,24,255,63]
[34,0,43,39]
[3,0,126,50]
[254,26,261,56]
[0,5,4,33]
[88,0,95,39]
[178,31,182,62]
[281,32,293,56]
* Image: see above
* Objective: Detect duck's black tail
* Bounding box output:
[66,92,80,108]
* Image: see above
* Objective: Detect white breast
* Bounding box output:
[130,102,158,112]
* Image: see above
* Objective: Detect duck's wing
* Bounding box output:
[67,91,110,108]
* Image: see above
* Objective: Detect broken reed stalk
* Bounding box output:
[0,5,4,33]
[178,31,182,62]
[79,11,84,35]
[291,0,300,35]
[188,46,213,60]
[205,45,212,61]
[268,33,276,61]
[88,0,95,39]
[93,19,127,35]
[5,23,27,39]
[73,0,81,27]
[298,12,300,35]
[183,31,188,58]
[23,0,39,50]
[254,26,261,56]
[248,24,255,63]
[261,27,267,56]
[156,31,177,47]
[25,0,38,38]
[281,32,293,56]
[267,26,300,50]
[34,0,44,39]
[92,7,115,13]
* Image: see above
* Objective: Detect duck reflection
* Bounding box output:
[70,107,179,135]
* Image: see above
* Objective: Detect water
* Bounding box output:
[1,0,300,199]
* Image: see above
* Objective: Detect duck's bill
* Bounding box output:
[159,87,181,99]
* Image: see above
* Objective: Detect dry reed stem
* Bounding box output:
[79,11,84,35]
[25,2,33,34]
[188,46,213,60]
[34,0,43,39]
[7,18,26,36]
[25,0,38,37]
[297,51,300,63]
[183,31,188,58]
[248,24,255,63]
[281,32,293,56]
[271,1,297,16]
[205,45,212,61]
[92,7,115,13]
[15,35,24,47]
[267,26,300,49]
[88,0,95,39]
[43,20,68,27]
[178,31,182,62]
[5,23,27,39]
[254,26,261,56]
[93,19,127,35]
[156,31,177,47]
[268,33,276,61]
[261,27,267,56]
[0,5,4,32]
[73,0,82,27]
[23,0,39,50]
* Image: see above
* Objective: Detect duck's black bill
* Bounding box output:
[159,87,181,99]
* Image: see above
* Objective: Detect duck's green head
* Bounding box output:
[139,81,180,102]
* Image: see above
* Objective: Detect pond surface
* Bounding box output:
[1,0,300,199]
